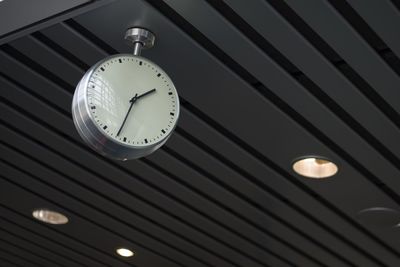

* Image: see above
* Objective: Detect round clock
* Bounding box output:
[72,28,179,160]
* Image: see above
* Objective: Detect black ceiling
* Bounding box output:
[1,0,400,266]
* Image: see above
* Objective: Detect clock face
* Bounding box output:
[84,55,179,147]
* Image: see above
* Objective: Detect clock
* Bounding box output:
[72,28,179,160]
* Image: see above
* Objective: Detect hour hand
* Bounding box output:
[137,88,156,99]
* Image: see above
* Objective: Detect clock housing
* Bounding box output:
[72,54,180,160]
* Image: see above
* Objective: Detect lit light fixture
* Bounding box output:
[292,157,338,178]
[116,248,135,257]
[32,209,69,225]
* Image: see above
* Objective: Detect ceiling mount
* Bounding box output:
[124,27,155,56]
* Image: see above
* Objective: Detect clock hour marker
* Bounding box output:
[157,73,161,77]
[170,112,175,116]
[100,67,105,71]
[103,126,108,130]
[91,106,96,109]
[139,61,142,65]
[123,137,127,142]
[145,139,148,144]
[168,92,173,95]
[161,129,166,134]
[119,59,122,63]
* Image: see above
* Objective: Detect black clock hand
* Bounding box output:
[137,88,156,99]
[116,93,138,137]
[116,89,156,137]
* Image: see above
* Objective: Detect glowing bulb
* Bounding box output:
[293,157,338,178]
[116,248,135,257]
[32,209,69,224]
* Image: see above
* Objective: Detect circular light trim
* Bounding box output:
[32,209,69,225]
[116,248,135,258]
[292,157,338,178]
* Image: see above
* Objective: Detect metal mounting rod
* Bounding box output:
[132,42,143,56]
[124,28,155,56]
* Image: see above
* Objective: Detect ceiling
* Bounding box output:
[1,0,400,266]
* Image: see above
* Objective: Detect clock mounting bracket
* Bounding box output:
[124,27,155,56]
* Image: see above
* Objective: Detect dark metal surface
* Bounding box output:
[1,0,400,266]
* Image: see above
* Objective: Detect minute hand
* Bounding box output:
[116,93,138,137]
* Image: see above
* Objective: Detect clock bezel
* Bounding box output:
[72,54,180,160]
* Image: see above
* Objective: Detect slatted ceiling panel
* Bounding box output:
[0,256,22,267]
[0,247,42,267]
[155,0,400,258]
[0,16,332,267]
[143,154,313,266]
[0,91,292,267]
[0,101,290,266]
[175,105,400,264]
[0,161,171,267]
[2,254,40,267]
[40,23,108,65]
[134,1,400,266]
[261,1,400,194]
[0,250,30,267]
[0,18,336,267]
[0,8,360,267]
[198,1,397,218]
[0,75,304,267]
[222,0,400,162]
[162,131,376,263]
[0,3,364,267]
[164,0,400,239]
[0,229,81,267]
[0,130,209,267]
[0,205,119,267]
[352,0,400,54]
[0,239,57,267]
[1,0,400,266]
[9,28,348,266]
[0,217,103,267]
[147,148,328,267]
[284,1,400,116]
[9,36,83,84]
[0,51,72,112]
[0,145,191,267]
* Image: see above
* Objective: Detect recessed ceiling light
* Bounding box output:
[32,209,69,225]
[116,248,135,257]
[292,157,338,178]
[357,207,400,228]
